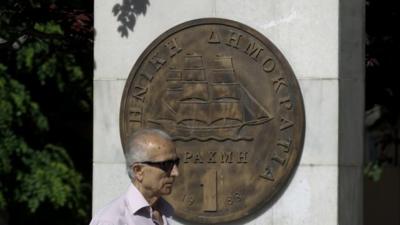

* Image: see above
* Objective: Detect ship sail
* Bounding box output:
[209,102,242,125]
[182,69,205,81]
[164,69,183,114]
[162,89,181,115]
[208,56,234,69]
[184,55,203,69]
[211,83,240,100]
[177,102,209,125]
[167,70,182,81]
[148,54,273,141]
[241,87,272,122]
[181,82,208,101]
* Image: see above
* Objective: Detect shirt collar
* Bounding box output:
[125,183,173,217]
[125,183,150,215]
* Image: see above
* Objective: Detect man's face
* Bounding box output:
[138,135,179,196]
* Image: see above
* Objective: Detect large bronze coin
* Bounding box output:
[120,18,305,224]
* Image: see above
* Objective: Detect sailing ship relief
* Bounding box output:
[147,54,273,141]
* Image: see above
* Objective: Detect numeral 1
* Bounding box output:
[201,170,217,212]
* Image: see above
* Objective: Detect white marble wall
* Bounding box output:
[94,0,344,224]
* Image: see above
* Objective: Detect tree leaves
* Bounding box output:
[34,21,64,35]
[0,51,89,222]
[0,1,93,224]
[15,144,86,214]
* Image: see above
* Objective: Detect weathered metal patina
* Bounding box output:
[120,18,305,224]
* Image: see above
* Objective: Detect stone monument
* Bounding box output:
[93,0,364,224]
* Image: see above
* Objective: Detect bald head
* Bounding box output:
[125,129,174,180]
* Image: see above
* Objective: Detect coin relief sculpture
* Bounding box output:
[120,18,305,224]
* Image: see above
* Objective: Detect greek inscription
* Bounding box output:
[208,151,217,163]
[221,152,233,163]
[278,139,292,153]
[272,76,288,93]
[225,30,241,48]
[128,106,142,123]
[263,58,276,72]
[149,52,166,71]
[139,71,154,82]
[271,151,286,166]
[271,139,292,166]
[184,152,192,163]
[260,166,275,181]
[280,117,294,130]
[183,152,249,164]
[136,75,150,87]
[164,38,182,57]
[245,40,264,61]
[279,96,292,110]
[194,152,204,164]
[208,30,221,43]
[238,152,248,163]
[132,85,147,102]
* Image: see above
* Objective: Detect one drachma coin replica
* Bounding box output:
[120,18,305,224]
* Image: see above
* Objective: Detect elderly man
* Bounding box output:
[90,129,180,225]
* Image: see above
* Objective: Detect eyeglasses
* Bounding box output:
[139,157,180,173]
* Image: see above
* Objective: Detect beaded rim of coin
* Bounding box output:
[120,18,305,224]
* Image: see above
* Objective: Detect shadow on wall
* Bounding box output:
[112,0,150,37]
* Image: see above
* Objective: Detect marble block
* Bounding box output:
[216,0,338,79]
[92,163,130,215]
[93,80,126,163]
[299,78,338,166]
[95,0,216,80]
[273,165,338,225]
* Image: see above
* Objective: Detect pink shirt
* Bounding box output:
[90,184,173,225]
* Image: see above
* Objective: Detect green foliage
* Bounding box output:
[0,0,93,224]
[0,66,48,130]
[15,144,86,216]
[365,0,400,181]
[0,65,87,216]
[16,41,50,73]
[364,162,383,182]
[34,21,64,35]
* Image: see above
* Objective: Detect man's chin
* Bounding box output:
[161,186,173,195]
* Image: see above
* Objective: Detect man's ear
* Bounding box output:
[133,164,144,182]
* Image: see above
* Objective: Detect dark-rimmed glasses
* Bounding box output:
[139,157,180,173]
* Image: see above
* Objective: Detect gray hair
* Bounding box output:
[124,128,172,180]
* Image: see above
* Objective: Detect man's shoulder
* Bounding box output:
[90,194,127,225]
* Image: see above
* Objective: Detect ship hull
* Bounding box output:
[147,117,271,141]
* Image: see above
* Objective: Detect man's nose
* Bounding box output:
[170,164,179,177]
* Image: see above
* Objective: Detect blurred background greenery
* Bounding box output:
[364,0,400,224]
[0,0,93,224]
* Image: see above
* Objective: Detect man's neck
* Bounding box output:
[133,181,159,206]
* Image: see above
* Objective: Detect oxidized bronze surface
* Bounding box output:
[120,18,305,224]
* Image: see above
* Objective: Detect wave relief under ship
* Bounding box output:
[147,54,273,141]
